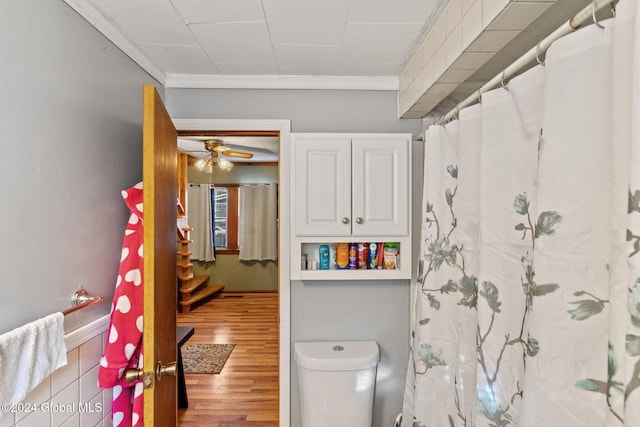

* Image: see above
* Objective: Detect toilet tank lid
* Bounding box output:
[294,341,379,371]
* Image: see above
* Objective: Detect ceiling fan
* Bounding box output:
[186,139,254,172]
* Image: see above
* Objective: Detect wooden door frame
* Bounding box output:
[173,118,291,427]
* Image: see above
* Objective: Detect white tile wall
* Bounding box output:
[398,0,554,118]
[4,328,113,427]
[446,23,463,64]
[433,16,447,50]
[60,413,79,427]
[461,0,483,48]
[482,0,510,28]
[446,0,463,35]
[52,349,79,396]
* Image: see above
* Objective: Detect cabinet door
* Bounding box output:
[294,135,352,236]
[351,135,410,236]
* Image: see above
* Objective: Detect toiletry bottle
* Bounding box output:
[319,244,330,270]
[336,243,349,269]
[348,243,357,270]
[358,243,369,269]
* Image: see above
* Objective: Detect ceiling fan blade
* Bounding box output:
[224,151,254,159]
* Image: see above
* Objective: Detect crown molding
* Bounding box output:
[165,74,399,91]
[63,0,167,85]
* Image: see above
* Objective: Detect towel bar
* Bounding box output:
[62,287,104,316]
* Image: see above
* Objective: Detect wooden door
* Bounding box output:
[293,134,352,236]
[351,135,410,236]
[142,84,178,426]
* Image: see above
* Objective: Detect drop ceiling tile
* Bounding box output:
[347,0,439,22]
[189,21,274,63]
[136,43,220,74]
[170,0,265,24]
[216,61,279,75]
[88,0,196,45]
[341,22,423,64]
[339,62,399,76]
[273,44,341,75]
[263,0,350,45]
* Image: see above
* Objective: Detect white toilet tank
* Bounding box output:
[295,340,379,427]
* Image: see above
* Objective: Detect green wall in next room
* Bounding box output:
[193,257,278,292]
[188,164,279,292]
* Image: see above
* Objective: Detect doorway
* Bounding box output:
[173,119,291,427]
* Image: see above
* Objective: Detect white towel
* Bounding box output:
[0,312,68,415]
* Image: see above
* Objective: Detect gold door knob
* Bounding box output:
[124,368,143,383]
[156,361,177,381]
[124,369,154,389]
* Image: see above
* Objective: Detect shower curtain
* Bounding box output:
[403,0,640,425]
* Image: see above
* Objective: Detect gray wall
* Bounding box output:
[167,88,420,134]
[0,0,159,334]
[168,88,422,426]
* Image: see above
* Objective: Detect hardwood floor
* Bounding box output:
[177,292,279,426]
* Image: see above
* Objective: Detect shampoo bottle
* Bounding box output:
[319,245,330,270]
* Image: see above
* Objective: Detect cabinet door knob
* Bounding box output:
[355,217,364,224]
[342,217,350,224]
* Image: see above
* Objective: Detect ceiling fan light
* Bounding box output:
[195,157,216,173]
[218,158,234,171]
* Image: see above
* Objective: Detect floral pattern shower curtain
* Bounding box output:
[403,0,640,425]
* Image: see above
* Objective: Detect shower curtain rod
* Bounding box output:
[438,0,617,124]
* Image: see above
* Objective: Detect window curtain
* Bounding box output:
[238,184,278,261]
[403,0,640,425]
[187,184,215,262]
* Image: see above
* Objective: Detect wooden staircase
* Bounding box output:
[177,226,224,313]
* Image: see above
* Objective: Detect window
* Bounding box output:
[213,187,228,247]
[212,185,238,253]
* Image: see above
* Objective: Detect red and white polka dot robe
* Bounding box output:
[98,182,144,427]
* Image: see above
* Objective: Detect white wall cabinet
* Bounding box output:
[294,133,410,236]
[294,134,353,236]
[291,133,412,280]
